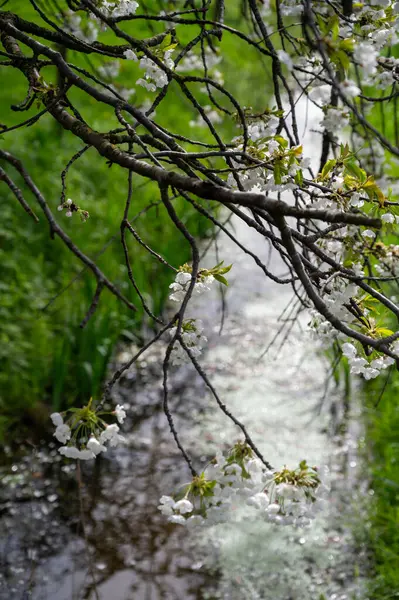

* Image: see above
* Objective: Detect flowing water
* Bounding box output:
[0,100,370,600]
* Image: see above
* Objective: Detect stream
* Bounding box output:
[0,100,371,600]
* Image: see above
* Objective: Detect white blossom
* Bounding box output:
[382,212,395,224]
[87,436,107,455]
[350,192,364,208]
[174,499,194,514]
[99,424,125,447]
[362,229,376,239]
[168,514,186,525]
[54,424,71,444]
[266,503,281,516]
[50,412,63,427]
[277,50,293,70]
[342,342,357,358]
[59,446,80,459]
[124,49,138,61]
[136,50,174,92]
[169,271,215,303]
[340,80,361,98]
[114,404,127,424]
[78,449,96,460]
[321,107,349,133]
[158,496,175,516]
[101,0,139,18]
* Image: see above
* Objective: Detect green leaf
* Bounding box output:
[330,15,340,41]
[214,274,229,286]
[219,264,233,274]
[321,159,336,179]
[295,169,303,186]
[274,135,288,148]
[340,38,354,52]
[273,160,282,184]
[345,160,366,182]
[376,327,394,337]
[330,50,350,72]
[160,33,172,49]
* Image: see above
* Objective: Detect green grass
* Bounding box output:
[363,373,399,598]
[360,52,399,597]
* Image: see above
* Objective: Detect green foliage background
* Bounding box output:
[0,0,273,438]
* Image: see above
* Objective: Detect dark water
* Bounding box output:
[0,346,214,600]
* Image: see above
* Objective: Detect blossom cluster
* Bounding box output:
[158,443,324,529]
[228,113,311,194]
[57,198,90,222]
[99,0,139,18]
[169,319,207,366]
[50,400,126,460]
[124,47,174,92]
[342,342,397,380]
[169,270,214,303]
[177,47,222,73]
[169,262,231,303]
[269,0,399,140]
[63,11,98,43]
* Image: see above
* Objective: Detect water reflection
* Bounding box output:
[0,346,213,600]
